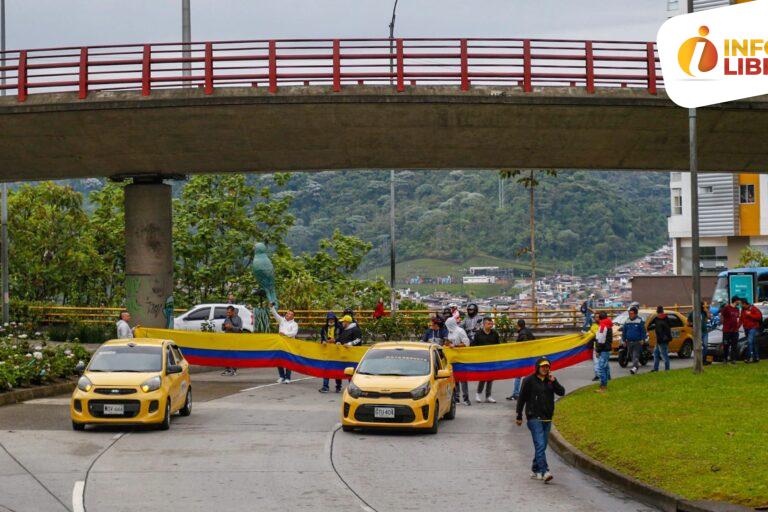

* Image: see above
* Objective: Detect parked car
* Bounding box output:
[612,309,694,359]
[173,304,254,333]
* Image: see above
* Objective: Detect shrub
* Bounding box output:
[0,340,91,391]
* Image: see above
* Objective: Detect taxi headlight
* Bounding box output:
[140,376,162,393]
[347,382,363,399]
[410,382,431,400]
[77,376,93,392]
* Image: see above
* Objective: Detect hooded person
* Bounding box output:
[319,312,343,393]
[336,315,363,346]
[444,317,472,406]
[461,303,483,343]
[652,306,672,372]
[421,315,449,344]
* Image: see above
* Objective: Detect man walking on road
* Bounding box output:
[652,306,672,372]
[271,303,299,383]
[516,357,565,483]
[474,316,500,403]
[221,306,243,376]
[622,307,647,375]
[506,319,535,401]
[719,296,741,365]
[739,298,762,363]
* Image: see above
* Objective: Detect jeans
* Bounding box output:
[453,381,469,402]
[278,367,292,380]
[513,377,522,397]
[747,328,760,361]
[582,313,593,331]
[322,378,342,390]
[527,419,552,474]
[592,349,599,377]
[597,350,611,387]
[477,381,493,397]
[628,340,641,369]
[723,331,739,362]
[653,342,670,371]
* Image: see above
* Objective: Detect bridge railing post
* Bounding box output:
[141,45,151,96]
[78,48,89,100]
[17,50,27,102]
[585,41,594,93]
[396,38,405,92]
[204,42,213,95]
[460,39,469,91]
[332,39,341,92]
[646,42,657,95]
[268,40,277,94]
[523,39,532,93]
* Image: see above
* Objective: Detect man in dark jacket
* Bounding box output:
[652,306,673,372]
[515,357,565,483]
[473,316,500,403]
[319,312,343,393]
[336,315,363,346]
[461,303,483,343]
[506,319,536,401]
[422,316,449,344]
[221,306,243,377]
[621,307,647,375]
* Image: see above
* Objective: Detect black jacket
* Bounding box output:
[473,329,500,346]
[517,327,535,342]
[336,322,363,346]
[516,373,565,421]
[654,314,673,344]
[320,320,342,342]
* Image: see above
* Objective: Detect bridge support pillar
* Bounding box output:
[124,179,173,328]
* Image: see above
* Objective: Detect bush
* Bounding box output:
[46,322,113,344]
[0,340,91,391]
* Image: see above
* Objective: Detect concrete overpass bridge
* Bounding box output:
[1,37,767,325]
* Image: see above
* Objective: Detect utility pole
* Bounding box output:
[388,0,400,315]
[690,108,703,374]
[529,170,537,324]
[181,0,191,85]
[1,0,9,324]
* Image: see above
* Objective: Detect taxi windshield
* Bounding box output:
[356,349,431,376]
[88,346,163,372]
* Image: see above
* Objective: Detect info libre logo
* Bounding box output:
[658,0,768,108]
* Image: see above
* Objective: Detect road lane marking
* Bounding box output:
[239,376,312,392]
[71,481,84,512]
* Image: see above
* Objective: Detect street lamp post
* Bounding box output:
[388,0,399,315]
[1,0,9,324]
[690,108,703,374]
[182,0,191,85]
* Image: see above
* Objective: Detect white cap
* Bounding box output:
[449,303,458,308]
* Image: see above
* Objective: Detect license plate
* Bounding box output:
[374,407,395,419]
[103,404,124,415]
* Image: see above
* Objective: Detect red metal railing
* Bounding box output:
[0,38,663,102]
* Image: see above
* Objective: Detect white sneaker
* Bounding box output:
[475,393,484,403]
[542,471,553,483]
[283,378,291,384]
[530,472,541,479]
[276,378,285,384]
[630,367,637,375]
[486,396,496,403]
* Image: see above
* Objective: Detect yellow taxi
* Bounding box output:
[341,342,455,434]
[612,309,694,358]
[71,338,191,431]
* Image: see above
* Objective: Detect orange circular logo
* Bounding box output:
[678,25,719,76]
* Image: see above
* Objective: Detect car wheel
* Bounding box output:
[72,421,85,431]
[159,400,171,431]
[179,388,192,417]
[678,340,693,359]
[444,396,456,420]
[341,425,353,433]
[427,401,439,434]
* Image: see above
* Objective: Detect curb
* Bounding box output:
[0,380,77,407]
[549,390,755,512]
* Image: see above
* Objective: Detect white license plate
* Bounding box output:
[374,407,395,419]
[103,404,124,415]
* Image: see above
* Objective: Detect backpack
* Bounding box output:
[580,301,588,314]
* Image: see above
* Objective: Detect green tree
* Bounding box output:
[739,246,768,267]
[89,182,125,305]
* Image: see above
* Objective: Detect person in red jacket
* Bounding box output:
[740,298,763,363]
[719,296,742,364]
[373,298,386,320]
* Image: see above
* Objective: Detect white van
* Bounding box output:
[173,304,254,333]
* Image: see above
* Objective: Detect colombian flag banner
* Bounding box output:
[135,328,594,381]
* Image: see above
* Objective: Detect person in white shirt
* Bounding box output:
[271,303,299,383]
[116,311,135,339]
[445,317,472,406]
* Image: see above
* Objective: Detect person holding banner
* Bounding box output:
[474,316,500,403]
[221,306,243,377]
[319,312,343,393]
[271,303,299,383]
[445,317,472,406]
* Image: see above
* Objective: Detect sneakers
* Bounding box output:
[222,368,237,376]
[506,395,515,401]
[542,471,553,483]
[530,472,542,480]
[283,378,291,384]
[319,387,329,393]
[630,367,637,375]
[335,387,342,393]
[475,393,484,403]
[463,399,472,406]
[591,376,599,381]
[486,396,496,403]
[276,378,285,383]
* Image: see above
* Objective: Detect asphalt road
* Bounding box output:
[0,358,693,512]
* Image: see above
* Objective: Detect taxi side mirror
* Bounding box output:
[437,369,451,379]
[167,364,183,375]
[343,367,355,377]
[74,361,86,374]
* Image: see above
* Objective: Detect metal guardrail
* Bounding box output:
[0,37,662,101]
[27,305,692,330]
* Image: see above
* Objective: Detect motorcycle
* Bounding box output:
[617,340,652,368]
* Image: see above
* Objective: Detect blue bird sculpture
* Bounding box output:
[251,242,277,310]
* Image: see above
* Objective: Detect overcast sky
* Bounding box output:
[4,1,669,49]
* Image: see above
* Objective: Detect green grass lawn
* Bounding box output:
[556,363,768,508]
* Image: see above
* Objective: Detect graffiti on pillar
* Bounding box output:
[125,275,141,318]
[251,243,277,334]
[163,296,175,329]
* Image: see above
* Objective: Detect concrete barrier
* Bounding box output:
[0,380,77,407]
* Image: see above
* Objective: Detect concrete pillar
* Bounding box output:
[727,236,749,269]
[124,181,173,328]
